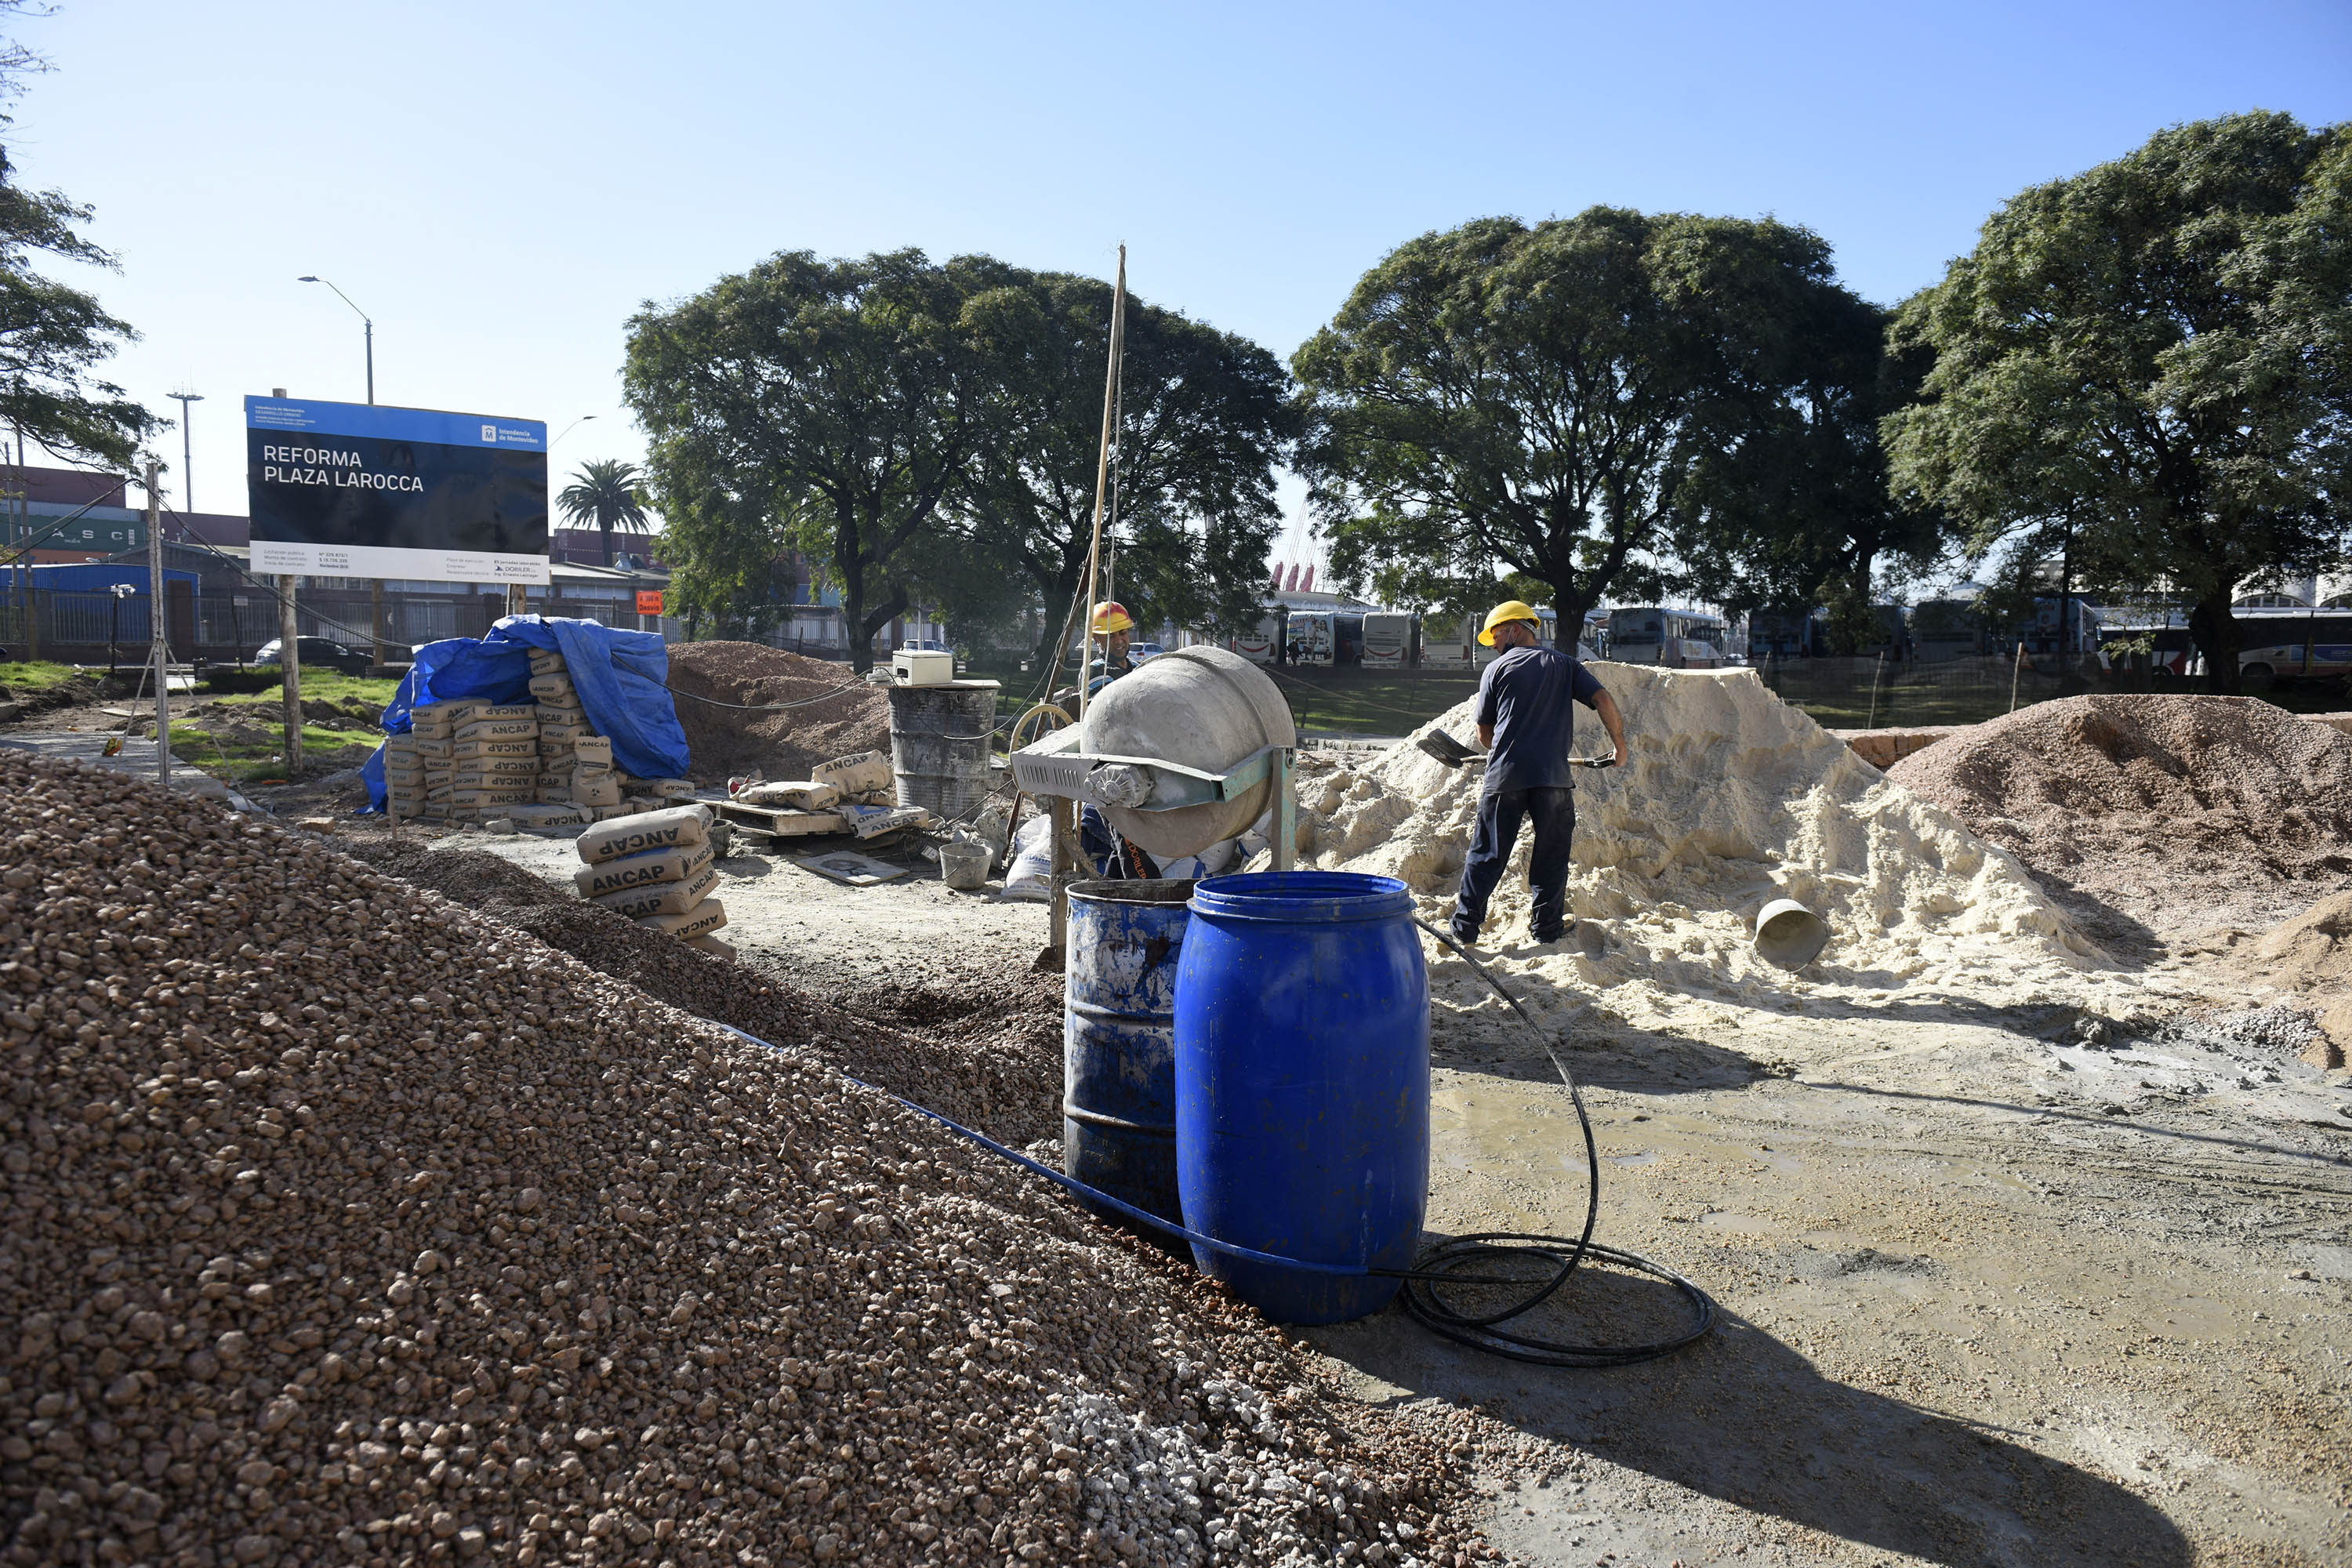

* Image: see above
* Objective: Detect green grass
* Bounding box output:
[169,720,380,783]
[0,659,96,695]
[205,670,404,710]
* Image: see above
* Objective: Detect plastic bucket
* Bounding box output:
[1754,898,1831,969]
[1065,878,1196,1240]
[938,840,991,891]
[1174,871,1429,1323]
[887,681,1000,818]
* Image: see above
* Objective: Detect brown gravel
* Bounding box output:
[1886,695,2352,946]
[0,757,1497,1566]
[343,839,1061,1151]
[663,645,888,783]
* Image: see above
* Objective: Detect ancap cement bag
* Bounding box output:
[456,756,539,780]
[456,714,539,743]
[814,750,892,795]
[529,673,576,702]
[539,721,590,744]
[573,775,622,808]
[452,736,535,760]
[573,735,615,767]
[452,786,533,808]
[576,803,712,865]
[528,647,565,677]
[593,863,721,920]
[573,839,714,898]
[681,935,736,960]
[642,779,699,799]
[739,780,841,810]
[412,738,454,761]
[636,898,728,939]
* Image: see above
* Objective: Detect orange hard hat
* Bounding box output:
[1091,601,1135,635]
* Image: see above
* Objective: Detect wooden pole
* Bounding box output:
[145,462,168,790]
[280,575,303,774]
[371,579,387,670]
[1074,245,1127,727]
[2009,641,2025,715]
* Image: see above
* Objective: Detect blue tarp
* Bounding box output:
[362,615,691,811]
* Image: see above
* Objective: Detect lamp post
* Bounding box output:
[551,414,596,447]
[297,275,373,404]
[166,389,203,522]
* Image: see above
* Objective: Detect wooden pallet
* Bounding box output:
[716,800,850,838]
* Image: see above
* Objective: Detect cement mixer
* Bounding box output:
[1011,648,1300,946]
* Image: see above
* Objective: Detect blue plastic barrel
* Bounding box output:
[1174,871,1430,1324]
[1063,878,1196,1237]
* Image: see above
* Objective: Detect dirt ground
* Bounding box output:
[299,811,2350,1568]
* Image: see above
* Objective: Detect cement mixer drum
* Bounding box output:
[1083,646,1297,859]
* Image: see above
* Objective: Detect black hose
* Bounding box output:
[720,915,1713,1369]
[1399,917,1714,1367]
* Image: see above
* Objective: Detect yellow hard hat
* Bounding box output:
[1479,600,1540,647]
[1091,601,1134,636]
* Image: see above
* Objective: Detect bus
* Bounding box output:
[1606,607,1730,667]
[1287,610,1337,667]
[1582,610,1610,658]
[1746,608,1820,662]
[1422,612,1474,666]
[1360,611,1416,668]
[1230,609,1285,665]
[2236,609,2352,684]
[1334,612,1367,665]
[1911,599,1984,663]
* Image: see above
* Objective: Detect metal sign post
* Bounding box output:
[144,461,168,790]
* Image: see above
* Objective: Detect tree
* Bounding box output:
[949,271,1294,672]
[0,5,156,469]
[1671,288,1951,652]
[1294,209,1850,629]
[1883,111,2352,694]
[624,249,1004,671]
[557,458,652,568]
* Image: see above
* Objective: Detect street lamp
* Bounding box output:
[551,414,596,446]
[167,388,202,522]
[297,276,374,404]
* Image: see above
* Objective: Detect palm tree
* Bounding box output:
[557,459,652,567]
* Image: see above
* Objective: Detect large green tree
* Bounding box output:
[625,249,1009,670]
[949,271,1294,671]
[1671,288,1951,652]
[1884,111,2352,692]
[1294,209,1855,627]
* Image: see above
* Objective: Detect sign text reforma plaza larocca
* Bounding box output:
[244,395,550,584]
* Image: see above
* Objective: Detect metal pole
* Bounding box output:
[169,390,204,514]
[365,318,375,405]
[145,462,168,789]
[2009,641,2025,715]
[280,574,303,773]
[371,579,386,670]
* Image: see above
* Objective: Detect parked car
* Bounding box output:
[252,637,394,676]
[1127,641,1166,664]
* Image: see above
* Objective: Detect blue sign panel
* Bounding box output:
[245,396,550,584]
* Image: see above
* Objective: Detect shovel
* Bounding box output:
[1414,730,1479,768]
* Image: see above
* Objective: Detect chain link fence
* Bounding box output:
[1756,652,2118,729]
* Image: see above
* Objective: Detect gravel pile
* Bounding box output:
[1887,695,2352,941]
[664,645,889,783]
[345,838,1060,1149]
[0,757,1486,1566]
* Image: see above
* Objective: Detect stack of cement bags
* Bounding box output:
[574,803,732,956]
[387,700,539,822]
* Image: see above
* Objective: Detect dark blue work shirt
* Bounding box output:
[1475,645,1605,795]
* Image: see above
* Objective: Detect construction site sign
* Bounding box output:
[636,589,664,615]
[244,395,550,584]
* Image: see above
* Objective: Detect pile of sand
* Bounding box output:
[1291,665,2120,1029]
[664,643,890,781]
[2242,891,2352,1058]
[1886,695,2352,942]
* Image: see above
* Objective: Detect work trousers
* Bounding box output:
[1451,786,1575,943]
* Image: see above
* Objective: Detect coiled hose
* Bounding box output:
[718,922,1713,1369]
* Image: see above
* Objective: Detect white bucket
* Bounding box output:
[1753,898,1831,970]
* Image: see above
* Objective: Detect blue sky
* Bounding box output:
[22,0,2352,565]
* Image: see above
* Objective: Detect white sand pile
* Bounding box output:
[1293,665,2126,1028]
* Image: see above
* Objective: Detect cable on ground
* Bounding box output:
[713,918,1714,1370]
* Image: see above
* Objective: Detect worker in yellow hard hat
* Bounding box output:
[1452,601,1627,946]
[1076,600,1158,877]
